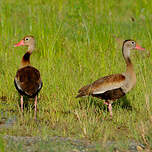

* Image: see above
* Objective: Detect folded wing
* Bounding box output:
[76,74,125,97]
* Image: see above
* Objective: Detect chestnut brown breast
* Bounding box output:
[14,66,42,98]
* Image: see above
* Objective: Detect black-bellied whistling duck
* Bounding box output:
[14,36,42,119]
[76,40,145,117]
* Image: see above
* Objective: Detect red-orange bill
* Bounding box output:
[14,40,24,47]
[135,44,145,50]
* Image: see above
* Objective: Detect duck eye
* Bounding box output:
[25,38,29,41]
[132,41,135,45]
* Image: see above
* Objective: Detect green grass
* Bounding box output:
[0,0,152,151]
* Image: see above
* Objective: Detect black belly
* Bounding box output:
[92,88,125,101]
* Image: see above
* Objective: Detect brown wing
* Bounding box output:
[76,74,125,98]
[15,66,42,96]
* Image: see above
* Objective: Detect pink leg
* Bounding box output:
[104,101,109,105]
[34,95,37,120]
[108,103,113,117]
[21,96,23,113]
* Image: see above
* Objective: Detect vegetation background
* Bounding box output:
[0,0,152,151]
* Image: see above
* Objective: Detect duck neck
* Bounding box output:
[122,47,134,74]
[28,44,35,53]
[20,51,31,68]
[20,45,34,68]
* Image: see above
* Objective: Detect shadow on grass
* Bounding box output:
[113,96,132,111]
[78,95,132,113]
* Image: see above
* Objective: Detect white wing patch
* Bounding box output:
[92,81,125,94]
[38,81,42,90]
[14,77,23,91]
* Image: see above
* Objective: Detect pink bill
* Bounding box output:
[14,40,24,47]
[135,44,145,50]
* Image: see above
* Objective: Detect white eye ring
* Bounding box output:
[132,41,135,45]
[25,38,29,41]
